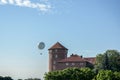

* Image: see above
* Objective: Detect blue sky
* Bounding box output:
[0,0,120,79]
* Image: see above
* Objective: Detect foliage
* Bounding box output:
[95,50,120,71]
[24,78,41,80]
[0,76,13,80]
[96,70,114,80]
[44,67,95,80]
[114,71,120,80]
[93,70,120,80]
[18,79,22,80]
[80,68,95,80]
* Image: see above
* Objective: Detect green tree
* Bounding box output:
[93,70,120,80]
[0,76,13,80]
[95,70,114,80]
[44,67,95,80]
[4,76,13,80]
[95,50,120,71]
[62,67,82,80]
[0,76,4,80]
[114,71,120,80]
[25,78,41,80]
[44,71,62,80]
[80,68,95,80]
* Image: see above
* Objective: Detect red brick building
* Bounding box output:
[48,42,96,71]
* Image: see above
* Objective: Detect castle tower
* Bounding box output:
[48,42,68,71]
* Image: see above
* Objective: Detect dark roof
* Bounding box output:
[48,42,68,50]
[58,54,86,62]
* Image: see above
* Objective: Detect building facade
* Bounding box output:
[48,42,95,71]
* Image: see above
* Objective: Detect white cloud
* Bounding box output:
[0,0,51,12]
[1,0,8,4]
[9,0,14,4]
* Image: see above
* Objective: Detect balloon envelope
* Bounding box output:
[38,42,45,50]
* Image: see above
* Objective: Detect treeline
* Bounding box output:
[0,76,41,80]
[0,76,13,80]
[44,67,120,80]
[24,78,41,80]
[44,50,120,80]
[95,50,120,72]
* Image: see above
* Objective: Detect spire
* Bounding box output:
[48,42,68,50]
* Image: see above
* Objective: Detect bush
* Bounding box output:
[44,67,95,80]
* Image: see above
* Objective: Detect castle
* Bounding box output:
[48,42,96,71]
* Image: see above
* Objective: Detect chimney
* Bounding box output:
[80,55,83,58]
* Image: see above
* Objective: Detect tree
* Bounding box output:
[0,76,13,80]
[0,76,4,80]
[114,71,120,80]
[95,70,114,80]
[25,78,41,80]
[93,70,120,80]
[62,67,83,80]
[95,50,120,71]
[4,76,13,80]
[80,68,95,80]
[44,67,95,80]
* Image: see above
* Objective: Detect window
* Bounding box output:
[65,54,67,58]
[49,54,52,59]
[53,66,56,70]
[55,54,58,58]
[66,63,69,66]
[49,50,52,53]
[72,63,75,65]
[55,49,58,52]
[80,63,83,65]
[53,61,56,64]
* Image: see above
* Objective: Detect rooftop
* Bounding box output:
[58,54,86,62]
[48,42,68,50]
[58,54,96,64]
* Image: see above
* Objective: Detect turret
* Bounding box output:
[48,42,68,71]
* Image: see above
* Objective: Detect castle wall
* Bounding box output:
[56,62,87,70]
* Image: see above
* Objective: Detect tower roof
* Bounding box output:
[48,42,68,50]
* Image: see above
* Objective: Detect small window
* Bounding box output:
[53,61,56,64]
[65,54,67,58]
[49,50,52,53]
[55,55,58,58]
[53,66,56,70]
[66,63,69,66]
[72,63,75,65]
[80,63,83,65]
[55,49,58,52]
[49,54,52,59]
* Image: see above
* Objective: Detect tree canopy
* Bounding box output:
[95,50,120,71]
[93,70,120,80]
[0,76,13,80]
[44,67,95,80]
[44,67,120,80]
